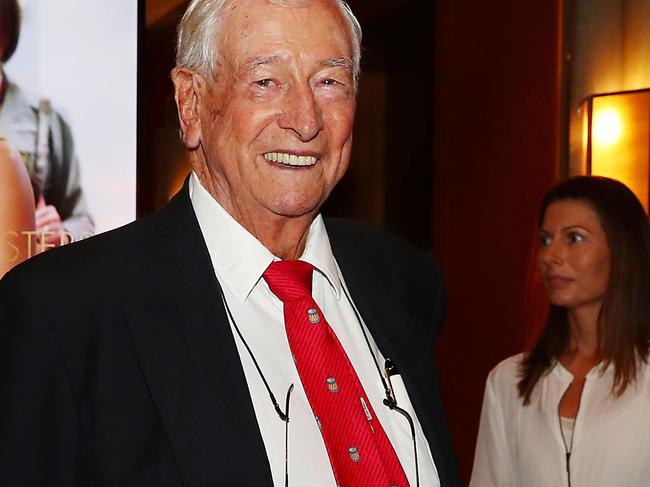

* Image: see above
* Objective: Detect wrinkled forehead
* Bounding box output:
[216,0,354,66]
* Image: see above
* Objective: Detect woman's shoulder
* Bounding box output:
[486,352,526,396]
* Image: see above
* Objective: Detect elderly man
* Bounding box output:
[0,0,458,485]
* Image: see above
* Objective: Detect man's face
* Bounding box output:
[194,0,356,223]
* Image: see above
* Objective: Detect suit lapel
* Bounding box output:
[124,187,273,486]
[328,225,454,486]
[332,246,409,362]
[327,222,413,377]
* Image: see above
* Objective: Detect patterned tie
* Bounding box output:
[263,260,409,487]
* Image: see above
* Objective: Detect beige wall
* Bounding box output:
[568,0,650,174]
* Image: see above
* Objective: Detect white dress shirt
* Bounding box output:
[470,353,650,487]
[189,173,439,486]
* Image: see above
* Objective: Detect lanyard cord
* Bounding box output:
[339,281,394,401]
[218,286,292,422]
[339,279,420,487]
[218,285,293,486]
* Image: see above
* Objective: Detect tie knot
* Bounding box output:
[263,260,314,302]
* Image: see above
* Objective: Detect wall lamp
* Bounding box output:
[581,88,650,213]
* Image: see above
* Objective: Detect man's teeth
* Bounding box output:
[263,152,318,166]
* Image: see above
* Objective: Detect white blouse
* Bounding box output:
[469,353,650,487]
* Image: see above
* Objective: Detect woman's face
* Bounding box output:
[537,200,611,311]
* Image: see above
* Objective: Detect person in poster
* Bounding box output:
[0,0,94,255]
[0,137,33,277]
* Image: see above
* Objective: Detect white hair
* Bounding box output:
[176,0,362,86]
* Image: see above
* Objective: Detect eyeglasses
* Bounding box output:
[383,358,420,487]
[277,383,294,487]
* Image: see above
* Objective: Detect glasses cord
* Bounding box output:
[218,278,420,487]
[340,281,421,487]
[218,286,294,487]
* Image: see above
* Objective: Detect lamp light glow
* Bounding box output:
[592,109,622,147]
[580,89,650,213]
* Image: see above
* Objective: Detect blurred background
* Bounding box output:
[141,0,650,484]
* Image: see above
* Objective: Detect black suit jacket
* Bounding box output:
[0,185,459,486]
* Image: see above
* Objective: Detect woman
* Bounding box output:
[1,137,34,277]
[470,176,650,487]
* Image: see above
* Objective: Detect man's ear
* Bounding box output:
[171,67,204,149]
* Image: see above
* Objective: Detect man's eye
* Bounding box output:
[539,235,551,247]
[254,79,275,88]
[321,78,340,86]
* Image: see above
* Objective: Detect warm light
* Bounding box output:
[592,109,622,146]
[580,89,650,213]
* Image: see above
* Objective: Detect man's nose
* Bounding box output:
[278,83,324,142]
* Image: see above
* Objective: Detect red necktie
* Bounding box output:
[264,260,409,487]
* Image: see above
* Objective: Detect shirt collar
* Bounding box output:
[551,358,615,382]
[189,172,341,303]
[300,214,342,300]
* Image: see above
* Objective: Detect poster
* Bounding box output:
[1,0,139,274]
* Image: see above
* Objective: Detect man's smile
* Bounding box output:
[263,151,319,167]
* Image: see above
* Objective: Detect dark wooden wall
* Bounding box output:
[432,1,563,483]
[323,0,436,249]
[139,3,190,214]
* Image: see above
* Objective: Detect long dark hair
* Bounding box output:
[0,0,21,64]
[518,176,650,404]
